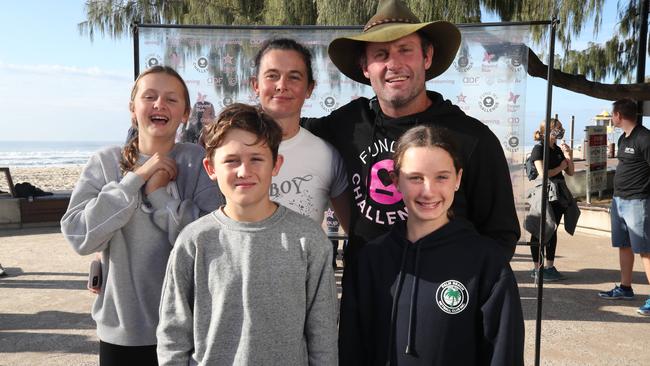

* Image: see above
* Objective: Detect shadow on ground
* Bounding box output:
[0,332,97,355]
[513,268,650,323]
[0,270,86,290]
[0,226,61,238]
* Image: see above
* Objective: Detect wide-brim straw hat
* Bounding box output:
[328,0,461,85]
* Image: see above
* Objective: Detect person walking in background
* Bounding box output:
[61,66,222,365]
[339,125,524,365]
[598,98,650,316]
[157,104,337,365]
[528,118,575,282]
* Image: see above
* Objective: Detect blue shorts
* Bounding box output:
[610,196,650,254]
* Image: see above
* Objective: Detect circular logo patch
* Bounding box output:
[435,280,469,314]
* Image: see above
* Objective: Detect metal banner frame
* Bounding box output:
[132,20,555,365]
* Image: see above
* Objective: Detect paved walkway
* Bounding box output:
[1,225,649,365]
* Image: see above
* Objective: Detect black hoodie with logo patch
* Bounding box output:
[339,219,524,366]
[303,91,520,264]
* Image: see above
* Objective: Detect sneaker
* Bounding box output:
[598,284,635,300]
[637,298,650,316]
[542,266,565,282]
[530,267,565,282]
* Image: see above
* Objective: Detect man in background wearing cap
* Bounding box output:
[303,0,520,265]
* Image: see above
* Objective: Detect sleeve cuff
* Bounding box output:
[148,186,174,209]
[121,171,146,195]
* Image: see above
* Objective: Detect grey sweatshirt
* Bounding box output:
[157,205,338,366]
[61,143,222,346]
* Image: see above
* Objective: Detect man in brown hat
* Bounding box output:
[304,0,520,263]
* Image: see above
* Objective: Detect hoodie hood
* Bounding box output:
[388,217,476,251]
[370,91,466,134]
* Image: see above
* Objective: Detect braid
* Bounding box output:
[120,129,140,175]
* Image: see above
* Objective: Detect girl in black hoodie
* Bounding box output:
[339,126,524,366]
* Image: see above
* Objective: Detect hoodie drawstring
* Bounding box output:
[405,242,421,356]
[386,240,410,366]
[365,97,382,204]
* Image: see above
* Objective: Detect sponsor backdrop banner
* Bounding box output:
[137,24,531,230]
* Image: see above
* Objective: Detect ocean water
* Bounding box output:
[0,141,121,167]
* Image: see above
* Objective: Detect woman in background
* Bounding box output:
[529,118,575,281]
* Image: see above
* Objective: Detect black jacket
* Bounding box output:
[303,91,520,263]
[339,219,525,366]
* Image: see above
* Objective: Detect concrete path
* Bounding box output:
[1,225,649,365]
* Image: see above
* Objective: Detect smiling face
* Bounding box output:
[130,73,189,143]
[362,33,433,117]
[203,128,283,220]
[252,49,314,123]
[395,146,462,235]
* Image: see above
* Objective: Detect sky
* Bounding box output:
[0,0,646,144]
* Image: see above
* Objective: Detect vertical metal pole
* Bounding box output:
[586,128,592,204]
[133,23,140,81]
[570,116,575,151]
[637,0,648,125]
[534,17,558,366]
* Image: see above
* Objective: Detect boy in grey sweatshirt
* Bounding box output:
[157,103,338,366]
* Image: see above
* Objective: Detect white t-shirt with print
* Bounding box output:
[271,127,348,224]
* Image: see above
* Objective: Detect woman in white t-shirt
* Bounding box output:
[250,38,351,232]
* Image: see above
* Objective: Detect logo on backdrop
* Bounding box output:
[479,92,499,113]
[194,56,209,73]
[462,75,481,85]
[507,49,525,73]
[221,96,234,107]
[507,92,521,112]
[456,93,470,112]
[319,94,339,113]
[222,53,234,65]
[435,280,469,315]
[145,53,162,68]
[482,51,498,72]
[504,135,520,152]
[207,76,223,86]
[453,54,473,73]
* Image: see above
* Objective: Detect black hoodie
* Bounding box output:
[303,91,520,264]
[339,219,525,366]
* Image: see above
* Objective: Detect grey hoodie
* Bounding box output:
[157,205,338,366]
[61,143,221,346]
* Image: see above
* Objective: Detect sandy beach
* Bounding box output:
[0,166,84,194]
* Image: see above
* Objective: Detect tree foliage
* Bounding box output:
[79,0,649,99]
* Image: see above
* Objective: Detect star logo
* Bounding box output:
[325,208,335,219]
[222,53,234,65]
[509,92,520,103]
[457,93,467,103]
